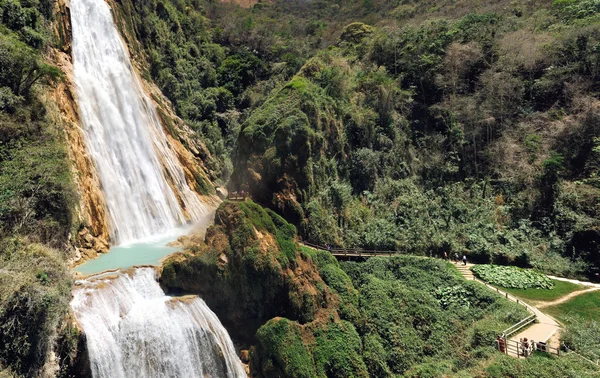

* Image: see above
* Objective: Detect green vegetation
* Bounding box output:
[161,200,325,342]
[0,0,76,246]
[0,238,82,377]
[495,279,585,302]
[3,0,600,375]
[164,201,599,377]
[216,0,600,281]
[0,1,82,376]
[545,290,600,322]
[483,352,600,378]
[472,264,554,289]
[562,315,600,364]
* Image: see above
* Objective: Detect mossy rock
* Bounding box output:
[160,200,332,342]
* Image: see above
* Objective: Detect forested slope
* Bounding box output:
[162,200,600,377]
[0,0,84,376]
[3,0,600,376]
[228,0,600,280]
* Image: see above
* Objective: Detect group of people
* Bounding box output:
[442,251,468,265]
[228,190,248,200]
[496,336,536,357]
[520,338,533,357]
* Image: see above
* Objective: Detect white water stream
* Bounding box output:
[71,0,208,245]
[70,0,244,376]
[71,269,247,378]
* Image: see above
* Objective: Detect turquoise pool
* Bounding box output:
[73,237,180,276]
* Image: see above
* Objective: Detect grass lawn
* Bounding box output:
[492,279,584,302]
[543,290,600,323]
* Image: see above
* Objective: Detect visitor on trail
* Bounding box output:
[522,338,530,357]
[496,336,505,353]
[462,254,467,265]
[454,253,459,264]
[443,251,448,260]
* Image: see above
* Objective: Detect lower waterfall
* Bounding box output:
[71,268,246,378]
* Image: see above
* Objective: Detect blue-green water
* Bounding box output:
[74,238,180,276]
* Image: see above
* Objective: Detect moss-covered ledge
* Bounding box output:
[160,200,336,343]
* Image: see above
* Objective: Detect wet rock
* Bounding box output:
[240,349,250,364]
[78,248,98,260]
[216,186,228,200]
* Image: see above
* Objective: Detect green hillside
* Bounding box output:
[2,0,600,376]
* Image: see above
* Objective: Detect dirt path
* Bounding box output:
[537,287,600,308]
[547,275,600,288]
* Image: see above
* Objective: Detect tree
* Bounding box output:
[0,36,60,97]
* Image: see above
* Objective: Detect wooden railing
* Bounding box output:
[501,314,536,339]
[499,338,561,358]
[301,241,400,257]
[228,191,248,201]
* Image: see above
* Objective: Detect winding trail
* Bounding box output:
[548,275,600,288]
[537,287,600,308]
[300,241,598,358]
[455,263,561,354]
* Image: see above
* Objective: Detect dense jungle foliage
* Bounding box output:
[162,201,600,377]
[220,0,600,281]
[105,0,600,280]
[0,1,79,376]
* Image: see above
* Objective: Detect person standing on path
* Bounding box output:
[462,254,467,266]
[454,253,459,264]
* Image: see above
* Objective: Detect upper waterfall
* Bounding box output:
[71,0,207,245]
[71,268,247,378]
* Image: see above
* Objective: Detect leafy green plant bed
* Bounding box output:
[493,279,584,302]
[471,265,553,289]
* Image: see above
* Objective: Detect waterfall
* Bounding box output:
[71,0,208,245]
[69,0,243,375]
[71,269,247,378]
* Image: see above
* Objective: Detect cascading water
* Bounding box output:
[71,0,207,245]
[71,269,247,378]
[69,0,243,375]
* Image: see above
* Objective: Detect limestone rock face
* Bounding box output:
[107,0,217,197]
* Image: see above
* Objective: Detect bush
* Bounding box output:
[254,318,317,378]
[0,239,72,377]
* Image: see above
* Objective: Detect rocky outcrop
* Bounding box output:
[160,201,336,343]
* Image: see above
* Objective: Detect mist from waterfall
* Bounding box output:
[71,269,247,378]
[71,0,208,245]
